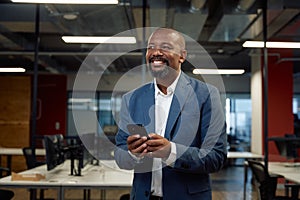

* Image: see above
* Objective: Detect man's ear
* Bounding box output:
[179,50,187,63]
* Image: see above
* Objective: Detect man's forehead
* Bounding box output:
[148,30,177,43]
[151,29,177,38]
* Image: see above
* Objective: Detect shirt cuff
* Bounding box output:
[164,142,177,166]
[128,150,144,163]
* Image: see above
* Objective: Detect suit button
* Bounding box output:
[145,191,149,197]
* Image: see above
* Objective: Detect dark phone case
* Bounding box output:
[127,124,148,137]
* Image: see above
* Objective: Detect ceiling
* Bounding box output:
[0,0,300,76]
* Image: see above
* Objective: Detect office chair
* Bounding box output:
[23,147,45,169]
[119,194,130,200]
[0,189,14,200]
[22,147,53,200]
[0,166,14,200]
[0,166,11,178]
[248,160,300,200]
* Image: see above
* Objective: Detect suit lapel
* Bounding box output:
[164,73,191,140]
[141,83,155,133]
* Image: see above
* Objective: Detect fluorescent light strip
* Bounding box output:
[69,98,93,103]
[62,36,136,44]
[193,69,245,75]
[0,68,26,72]
[243,41,300,48]
[11,0,118,4]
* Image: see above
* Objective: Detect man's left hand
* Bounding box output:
[145,134,171,159]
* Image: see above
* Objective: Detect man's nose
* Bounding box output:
[152,47,163,55]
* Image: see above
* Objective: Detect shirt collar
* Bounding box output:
[154,71,181,97]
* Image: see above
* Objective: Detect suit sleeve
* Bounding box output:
[172,86,227,173]
[114,93,138,170]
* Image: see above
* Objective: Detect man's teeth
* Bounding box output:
[153,60,163,64]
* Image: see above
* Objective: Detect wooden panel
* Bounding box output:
[0,76,31,172]
[0,76,31,122]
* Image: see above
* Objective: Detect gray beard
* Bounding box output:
[149,64,170,78]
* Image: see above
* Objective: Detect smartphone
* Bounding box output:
[127,124,151,140]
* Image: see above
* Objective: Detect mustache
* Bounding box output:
[149,56,169,64]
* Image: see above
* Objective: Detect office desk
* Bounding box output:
[0,152,263,200]
[61,160,133,200]
[0,147,45,170]
[0,160,133,200]
[227,152,264,200]
[227,151,263,159]
[268,162,300,184]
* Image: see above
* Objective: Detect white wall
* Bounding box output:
[251,51,263,155]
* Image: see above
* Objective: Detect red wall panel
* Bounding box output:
[266,49,294,160]
[35,74,67,140]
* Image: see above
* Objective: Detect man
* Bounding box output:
[114,28,227,200]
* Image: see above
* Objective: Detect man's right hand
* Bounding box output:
[127,134,148,157]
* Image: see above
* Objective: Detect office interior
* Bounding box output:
[0,0,300,199]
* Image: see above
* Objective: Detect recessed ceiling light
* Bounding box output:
[243,41,300,48]
[11,0,118,4]
[62,36,136,44]
[217,48,224,54]
[193,69,245,75]
[63,13,78,20]
[0,68,26,72]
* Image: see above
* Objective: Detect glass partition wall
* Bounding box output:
[68,91,252,152]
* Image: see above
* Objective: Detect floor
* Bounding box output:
[6,161,286,200]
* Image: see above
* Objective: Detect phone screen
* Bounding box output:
[127,124,150,139]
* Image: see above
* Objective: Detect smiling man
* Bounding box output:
[114,28,227,200]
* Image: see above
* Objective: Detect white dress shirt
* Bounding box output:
[151,72,180,197]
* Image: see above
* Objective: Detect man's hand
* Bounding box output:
[127,134,148,157]
[145,134,171,159]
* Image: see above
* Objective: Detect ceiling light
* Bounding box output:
[193,69,245,75]
[63,13,78,20]
[217,48,224,54]
[62,36,136,44]
[69,98,93,103]
[11,0,118,4]
[0,68,26,72]
[243,41,300,48]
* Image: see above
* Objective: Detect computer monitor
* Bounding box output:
[44,134,95,175]
[63,134,95,176]
[269,135,300,160]
[79,133,95,168]
[43,134,65,171]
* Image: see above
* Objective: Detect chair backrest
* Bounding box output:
[0,167,11,178]
[0,189,14,200]
[248,160,277,200]
[22,147,46,169]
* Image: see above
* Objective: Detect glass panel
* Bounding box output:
[225,94,252,152]
[98,92,123,134]
[67,92,98,137]
[293,96,300,137]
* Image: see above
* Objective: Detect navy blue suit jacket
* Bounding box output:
[114,72,227,200]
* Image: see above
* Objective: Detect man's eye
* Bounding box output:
[146,45,173,51]
[161,45,172,50]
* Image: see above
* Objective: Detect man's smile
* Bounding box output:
[149,57,169,67]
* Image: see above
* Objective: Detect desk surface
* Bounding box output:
[0,148,258,159]
[227,151,263,159]
[268,162,300,184]
[0,160,133,188]
[0,152,262,187]
[0,147,45,156]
